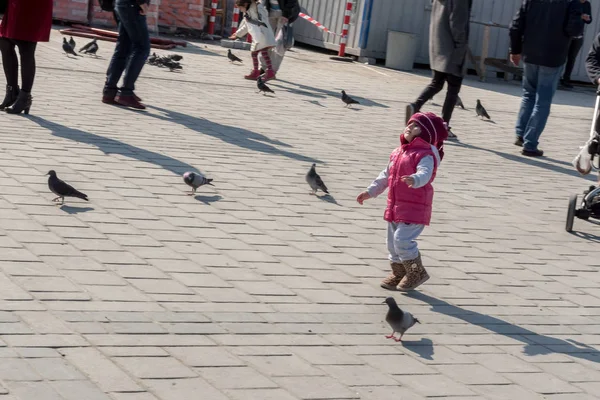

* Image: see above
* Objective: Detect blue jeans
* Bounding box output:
[515,62,563,151]
[104,2,150,96]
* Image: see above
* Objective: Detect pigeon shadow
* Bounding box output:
[401,338,435,360]
[26,115,202,176]
[146,105,321,163]
[317,193,341,206]
[481,119,496,124]
[303,100,326,108]
[406,291,600,364]
[450,141,598,182]
[59,205,94,214]
[275,79,390,108]
[194,194,223,204]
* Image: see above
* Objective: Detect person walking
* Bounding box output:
[509,0,571,157]
[259,0,300,75]
[102,0,151,110]
[405,0,473,140]
[561,0,592,88]
[0,0,53,114]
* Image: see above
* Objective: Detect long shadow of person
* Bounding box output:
[406,291,600,364]
[146,105,321,164]
[26,115,202,176]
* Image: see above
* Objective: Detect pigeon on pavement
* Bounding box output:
[47,170,88,205]
[62,38,79,57]
[80,39,98,55]
[341,90,360,108]
[476,99,491,120]
[456,96,465,109]
[69,36,76,50]
[306,163,329,195]
[227,49,243,63]
[257,76,274,95]
[383,297,420,342]
[168,54,183,61]
[183,171,214,195]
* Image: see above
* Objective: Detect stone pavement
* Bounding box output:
[0,27,598,399]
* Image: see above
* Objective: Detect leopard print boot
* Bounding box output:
[380,262,406,290]
[397,253,430,291]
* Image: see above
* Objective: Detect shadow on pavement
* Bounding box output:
[194,194,222,204]
[59,205,94,214]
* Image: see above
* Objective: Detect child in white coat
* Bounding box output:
[229,0,277,81]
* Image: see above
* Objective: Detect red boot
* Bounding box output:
[263,69,276,81]
[244,69,261,80]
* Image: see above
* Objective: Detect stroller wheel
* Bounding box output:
[566,194,577,232]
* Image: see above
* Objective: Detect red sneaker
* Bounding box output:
[262,70,276,81]
[115,94,146,110]
[244,69,261,80]
[102,94,117,105]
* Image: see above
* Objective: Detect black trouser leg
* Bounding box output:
[564,37,584,82]
[413,70,446,111]
[0,38,19,88]
[14,40,37,93]
[441,74,464,124]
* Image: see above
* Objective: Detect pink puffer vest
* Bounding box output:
[384,137,438,225]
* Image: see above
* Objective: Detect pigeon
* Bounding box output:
[341,90,359,107]
[383,297,420,342]
[257,77,274,95]
[227,49,243,63]
[148,52,158,65]
[183,171,214,195]
[162,58,182,71]
[62,38,79,57]
[455,95,465,109]
[476,99,491,120]
[79,39,98,55]
[69,36,76,50]
[168,54,183,62]
[46,170,88,205]
[305,163,329,195]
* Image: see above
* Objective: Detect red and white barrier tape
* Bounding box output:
[298,12,344,37]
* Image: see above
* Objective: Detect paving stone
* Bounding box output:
[196,366,278,389]
[27,357,87,380]
[275,376,359,399]
[503,372,582,394]
[4,381,63,400]
[114,356,197,379]
[223,388,300,400]
[166,346,245,367]
[240,355,325,377]
[394,373,476,397]
[143,378,228,400]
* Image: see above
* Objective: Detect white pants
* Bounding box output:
[387,222,424,263]
[259,16,286,73]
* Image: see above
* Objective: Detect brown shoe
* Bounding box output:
[405,103,415,125]
[397,253,430,292]
[380,262,406,290]
[115,94,146,110]
[102,94,117,105]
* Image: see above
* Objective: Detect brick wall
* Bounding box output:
[159,0,204,31]
[53,0,90,24]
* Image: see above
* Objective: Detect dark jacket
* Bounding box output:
[565,0,592,38]
[265,0,300,23]
[586,33,600,84]
[509,0,571,68]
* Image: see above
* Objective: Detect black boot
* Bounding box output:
[6,90,32,115]
[0,85,19,110]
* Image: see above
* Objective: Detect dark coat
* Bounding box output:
[429,0,473,78]
[0,0,52,42]
[586,33,600,84]
[509,0,571,68]
[265,0,300,23]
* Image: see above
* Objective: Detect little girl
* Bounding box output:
[229,0,277,81]
[357,112,448,292]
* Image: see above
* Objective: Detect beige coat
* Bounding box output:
[235,2,276,51]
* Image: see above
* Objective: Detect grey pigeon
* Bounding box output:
[69,36,76,50]
[455,95,465,109]
[80,39,98,55]
[62,38,79,57]
[476,99,490,120]
[341,90,359,107]
[383,297,420,342]
[306,163,329,195]
[47,170,88,205]
[183,171,214,195]
[257,77,274,95]
[168,54,183,62]
[227,49,243,63]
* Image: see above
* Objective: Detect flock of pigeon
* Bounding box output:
[147,53,184,71]
[62,36,99,57]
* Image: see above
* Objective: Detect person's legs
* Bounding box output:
[563,37,583,85]
[381,222,407,290]
[119,7,150,96]
[261,49,276,80]
[104,7,132,100]
[522,64,562,153]
[515,62,538,143]
[14,40,37,93]
[441,74,464,124]
[0,38,20,109]
[406,70,446,125]
[245,51,262,80]
[393,223,429,292]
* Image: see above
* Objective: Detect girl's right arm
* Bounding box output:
[235,17,249,37]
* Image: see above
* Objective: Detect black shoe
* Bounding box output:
[0,85,19,110]
[5,90,31,115]
[514,137,523,147]
[562,80,574,89]
[447,128,458,141]
[405,103,415,126]
[521,148,544,157]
